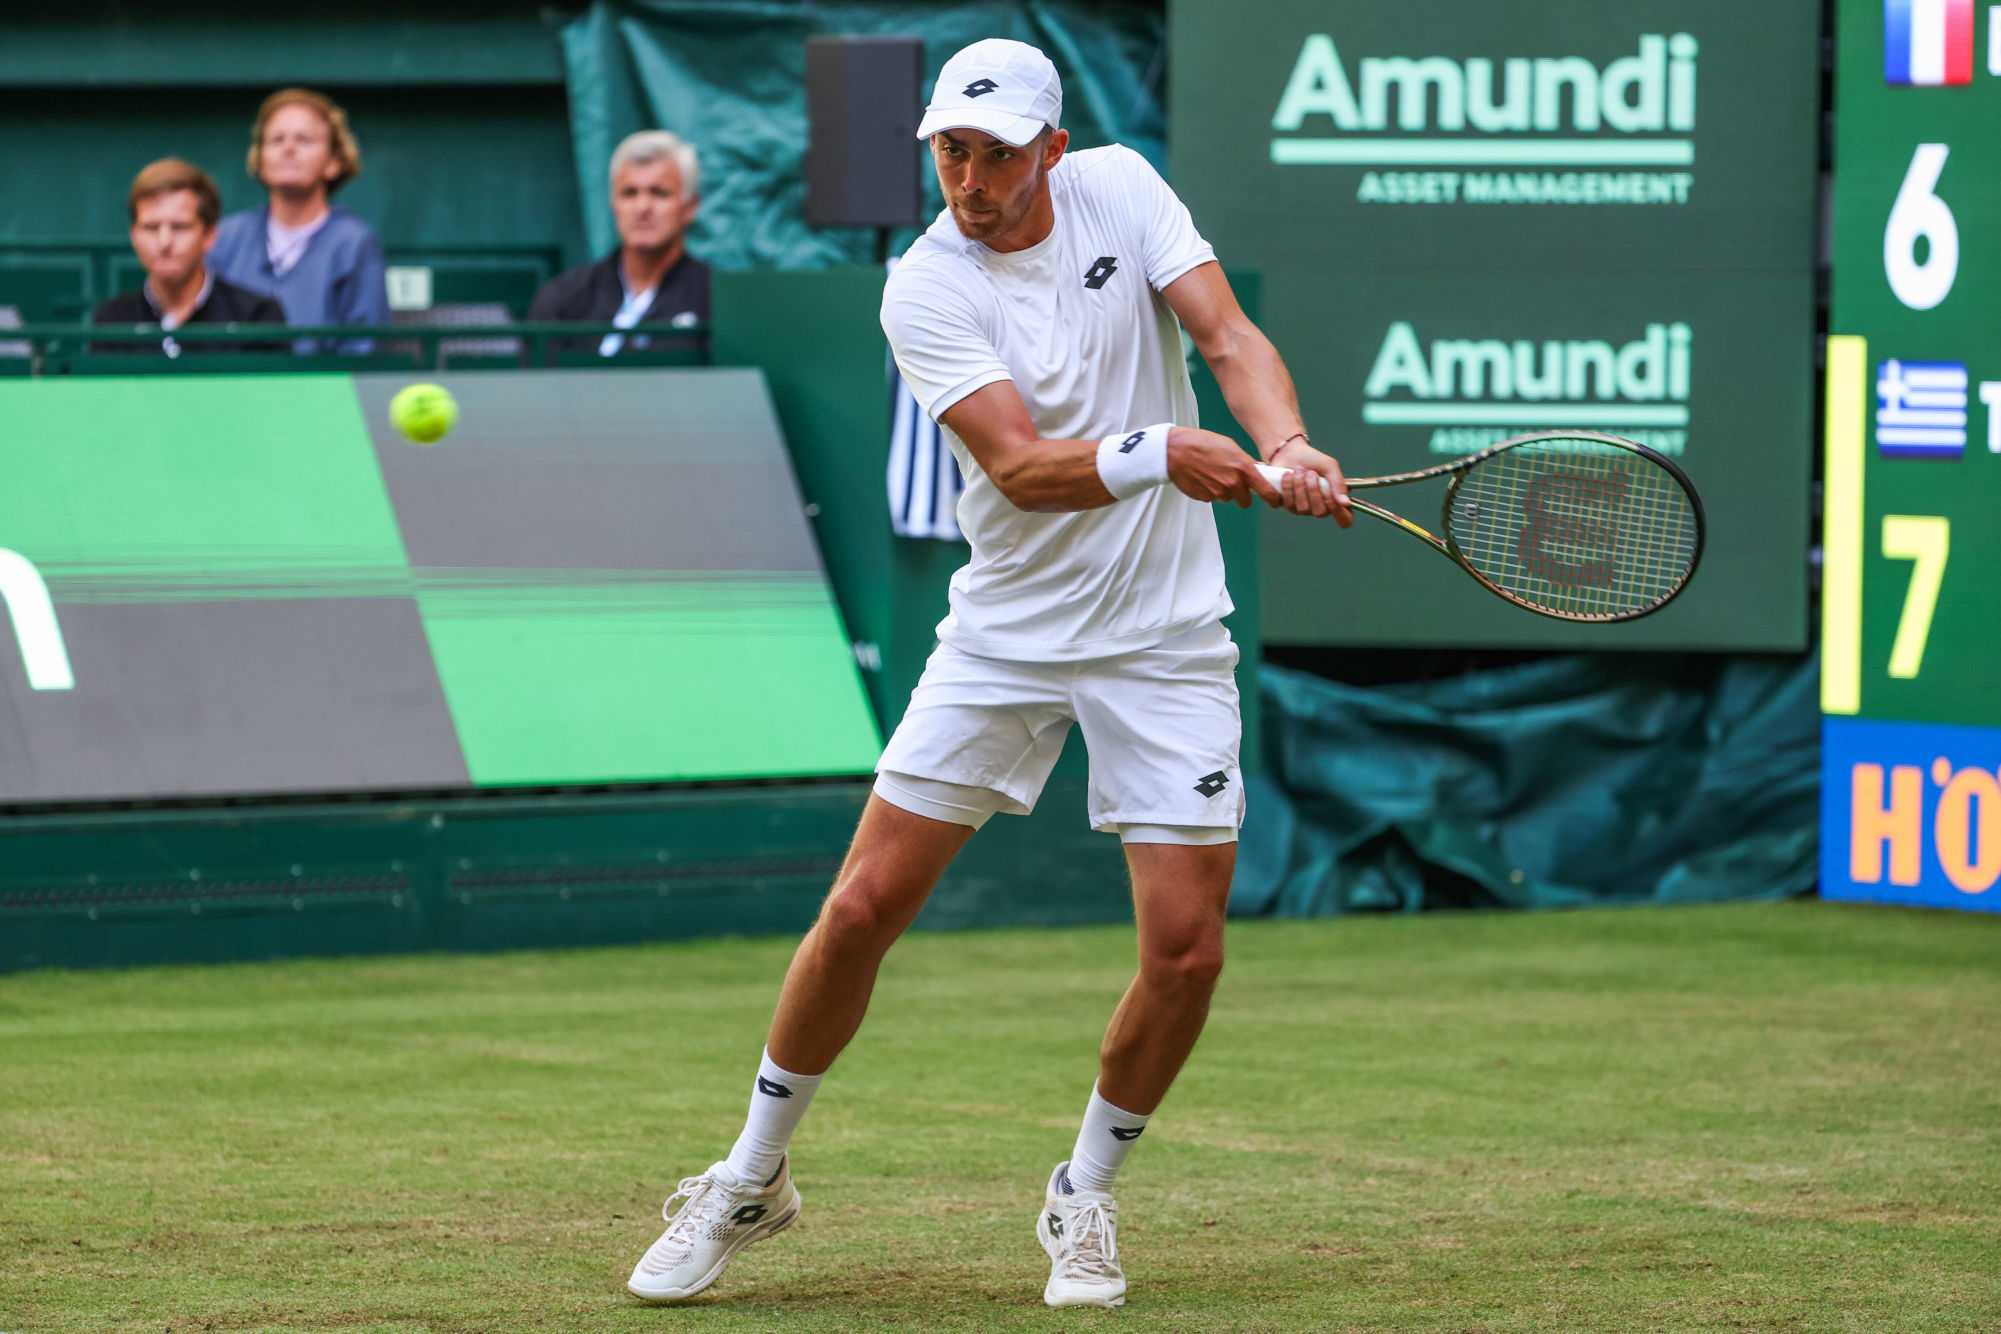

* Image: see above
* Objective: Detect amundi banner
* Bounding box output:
[1171,0,1820,650]
[1363,321,1694,456]
[1272,33,1701,207]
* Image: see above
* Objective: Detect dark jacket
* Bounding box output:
[528,250,710,333]
[91,275,288,356]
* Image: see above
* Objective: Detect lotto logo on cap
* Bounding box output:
[916,38,1064,147]
[1883,0,1975,86]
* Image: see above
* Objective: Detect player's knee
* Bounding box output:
[1143,935,1225,993]
[816,869,919,952]
[816,887,891,949]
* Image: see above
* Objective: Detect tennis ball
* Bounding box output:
[389,383,458,444]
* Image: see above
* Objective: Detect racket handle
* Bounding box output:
[1255,461,1336,495]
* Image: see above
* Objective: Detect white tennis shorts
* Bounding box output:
[874,620,1245,844]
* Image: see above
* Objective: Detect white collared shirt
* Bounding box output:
[880,144,1227,662]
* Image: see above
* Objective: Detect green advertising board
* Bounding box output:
[1170,0,1822,648]
[1820,0,2001,913]
[0,371,880,801]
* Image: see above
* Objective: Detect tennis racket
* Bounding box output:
[1257,430,1705,622]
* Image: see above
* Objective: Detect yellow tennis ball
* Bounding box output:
[389,383,458,444]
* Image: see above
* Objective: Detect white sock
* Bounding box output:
[1065,1084,1150,1194]
[722,1048,823,1187]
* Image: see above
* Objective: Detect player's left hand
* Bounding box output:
[1267,437,1353,527]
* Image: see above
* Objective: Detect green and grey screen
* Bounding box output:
[1171,0,1821,648]
[0,370,880,802]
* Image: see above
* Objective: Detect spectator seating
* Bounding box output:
[0,305,29,362]
[390,302,520,364]
[0,248,96,322]
[0,242,563,324]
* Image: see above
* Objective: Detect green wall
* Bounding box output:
[0,4,590,296]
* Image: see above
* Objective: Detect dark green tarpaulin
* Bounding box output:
[560,0,1166,270]
[1232,656,1820,917]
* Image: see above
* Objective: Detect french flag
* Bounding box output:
[1884,0,1975,86]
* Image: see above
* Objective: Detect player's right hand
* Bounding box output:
[1165,427,1285,509]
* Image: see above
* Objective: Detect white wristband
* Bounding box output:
[1095,423,1173,500]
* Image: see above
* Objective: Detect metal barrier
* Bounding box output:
[0,323,709,375]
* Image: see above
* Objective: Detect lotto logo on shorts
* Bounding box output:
[1193,770,1229,798]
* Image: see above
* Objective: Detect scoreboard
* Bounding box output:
[1821,0,2001,912]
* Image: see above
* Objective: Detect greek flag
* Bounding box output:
[1876,358,1967,458]
[887,365,965,540]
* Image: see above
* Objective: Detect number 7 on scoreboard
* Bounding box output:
[1881,515,1950,679]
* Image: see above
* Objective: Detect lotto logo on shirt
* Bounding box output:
[1884,0,1975,86]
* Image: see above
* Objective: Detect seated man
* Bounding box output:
[529,130,709,354]
[92,158,286,357]
[209,87,389,352]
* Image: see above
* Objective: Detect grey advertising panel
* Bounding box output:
[0,371,879,803]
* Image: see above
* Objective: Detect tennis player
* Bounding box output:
[628,37,1350,1310]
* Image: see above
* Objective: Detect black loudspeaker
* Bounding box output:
[805,36,925,229]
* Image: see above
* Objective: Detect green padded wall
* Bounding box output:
[0,4,588,317]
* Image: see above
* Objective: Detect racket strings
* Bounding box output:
[1446,440,1699,620]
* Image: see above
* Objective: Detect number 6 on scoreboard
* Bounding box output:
[1882,514,1949,679]
[1884,144,1957,312]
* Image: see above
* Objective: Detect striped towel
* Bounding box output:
[883,252,964,540]
[887,361,966,540]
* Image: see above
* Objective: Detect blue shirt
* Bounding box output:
[209,205,389,350]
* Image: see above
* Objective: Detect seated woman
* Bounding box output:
[208,87,388,351]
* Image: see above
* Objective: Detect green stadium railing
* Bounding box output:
[0,322,708,376]
[0,241,564,323]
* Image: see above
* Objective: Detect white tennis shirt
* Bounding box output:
[880,144,1230,663]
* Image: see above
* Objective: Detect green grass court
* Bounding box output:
[5,901,1998,1332]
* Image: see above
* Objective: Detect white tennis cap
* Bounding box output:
[915,38,1063,147]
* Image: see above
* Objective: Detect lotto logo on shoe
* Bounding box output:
[1193,770,1230,798]
[755,1076,794,1098]
[731,1204,769,1225]
[1046,1211,1065,1237]
[1083,257,1119,289]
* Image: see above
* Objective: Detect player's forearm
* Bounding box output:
[1199,319,1307,459]
[989,438,1120,513]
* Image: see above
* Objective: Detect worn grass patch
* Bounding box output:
[3,900,1998,1331]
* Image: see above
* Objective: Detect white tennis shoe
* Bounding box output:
[626,1158,800,1303]
[1036,1160,1127,1308]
